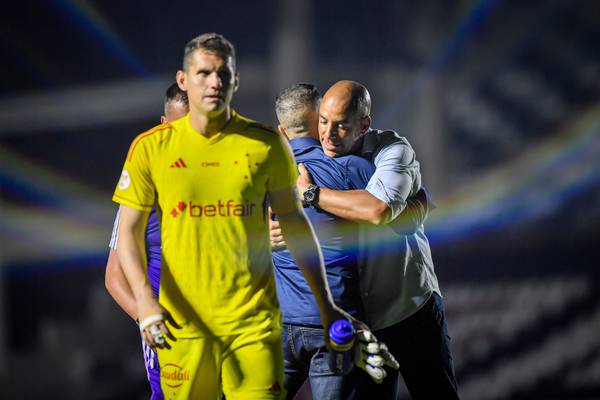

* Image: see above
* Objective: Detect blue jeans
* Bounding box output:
[282,323,358,400]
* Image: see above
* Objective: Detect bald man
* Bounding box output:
[297,80,459,400]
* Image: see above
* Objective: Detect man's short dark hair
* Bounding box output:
[183,33,236,71]
[275,83,321,134]
[164,83,188,114]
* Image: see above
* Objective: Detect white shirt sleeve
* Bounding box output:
[365,141,421,220]
[108,206,121,250]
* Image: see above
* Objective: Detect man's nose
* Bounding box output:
[323,124,337,139]
[207,72,222,88]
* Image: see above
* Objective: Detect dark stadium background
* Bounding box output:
[1,1,599,399]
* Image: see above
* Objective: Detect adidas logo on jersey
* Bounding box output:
[170,158,187,168]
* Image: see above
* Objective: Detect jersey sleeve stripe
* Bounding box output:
[112,194,154,211]
[127,124,172,161]
[246,122,277,135]
[109,206,121,249]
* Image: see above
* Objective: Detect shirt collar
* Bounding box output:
[356,128,378,158]
[289,136,322,155]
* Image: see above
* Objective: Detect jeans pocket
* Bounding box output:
[310,346,332,375]
[300,326,325,351]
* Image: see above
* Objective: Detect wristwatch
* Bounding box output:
[303,184,320,208]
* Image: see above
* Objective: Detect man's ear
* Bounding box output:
[233,72,240,93]
[278,125,289,140]
[361,115,372,133]
[176,70,186,91]
[160,115,167,124]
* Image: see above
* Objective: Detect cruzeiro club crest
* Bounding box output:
[119,169,131,190]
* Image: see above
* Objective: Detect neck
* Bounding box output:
[288,131,318,141]
[349,130,368,154]
[290,132,309,139]
[189,107,231,138]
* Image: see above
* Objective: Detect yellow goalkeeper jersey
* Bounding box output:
[113,110,297,337]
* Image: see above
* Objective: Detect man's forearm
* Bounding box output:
[117,235,153,304]
[318,188,393,225]
[277,210,334,308]
[105,249,138,320]
[116,209,154,305]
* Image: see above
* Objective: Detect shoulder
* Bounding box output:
[366,129,414,160]
[136,122,177,143]
[365,129,410,148]
[126,122,176,161]
[245,121,278,135]
[235,112,278,136]
[374,141,416,168]
[340,154,375,170]
[339,154,376,186]
[233,114,285,150]
[241,118,291,158]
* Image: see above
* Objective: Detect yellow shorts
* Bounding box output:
[156,325,285,400]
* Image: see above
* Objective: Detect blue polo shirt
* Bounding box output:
[273,136,375,326]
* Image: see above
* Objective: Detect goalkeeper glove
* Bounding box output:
[354,330,399,383]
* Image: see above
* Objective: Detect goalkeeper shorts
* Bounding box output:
[155,324,285,399]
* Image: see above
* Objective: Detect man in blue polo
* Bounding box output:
[272,83,427,399]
